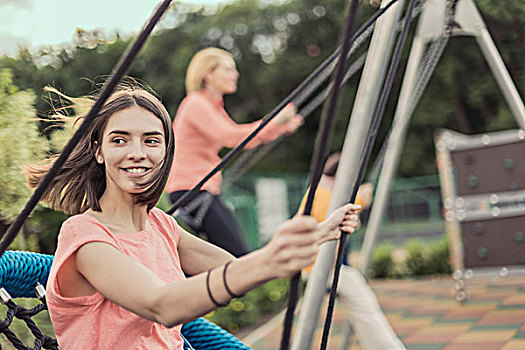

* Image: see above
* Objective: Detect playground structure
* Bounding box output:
[294,0,525,349]
[436,128,525,302]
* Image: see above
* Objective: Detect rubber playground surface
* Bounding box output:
[241,271,525,350]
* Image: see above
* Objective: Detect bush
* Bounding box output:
[426,237,452,274]
[369,244,395,278]
[404,237,451,276]
[0,69,48,222]
[205,278,290,333]
[404,240,429,275]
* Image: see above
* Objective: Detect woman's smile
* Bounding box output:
[121,167,151,177]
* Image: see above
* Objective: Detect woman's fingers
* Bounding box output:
[286,115,304,133]
[316,203,362,243]
[339,220,359,233]
[274,102,297,124]
[266,216,322,277]
[329,204,361,227]
[278,215,317,232]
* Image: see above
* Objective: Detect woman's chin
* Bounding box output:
[225,86,237,94]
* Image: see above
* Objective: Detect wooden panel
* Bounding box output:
[461,216,525,268]
[451,141,525,196]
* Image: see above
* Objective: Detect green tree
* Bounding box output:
[1,0,523,176]
[0,69,48,221]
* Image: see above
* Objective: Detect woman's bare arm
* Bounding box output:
[74,216,319,328]
[177,227,236,276]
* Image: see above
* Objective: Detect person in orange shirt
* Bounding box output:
[298,153,372,276]
[299,153,406,350]
[166,47,303,257]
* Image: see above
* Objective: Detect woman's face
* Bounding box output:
[96,106,166,197]
[205,57,239,95]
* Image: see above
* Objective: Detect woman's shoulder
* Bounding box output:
[61,213,97,231]
[148,208,180,234]
[186,90,211,102]
[55,213,116,251]
[178,91,214,114]
[59,213,111,239]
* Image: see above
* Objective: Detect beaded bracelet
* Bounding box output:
[222,261,245,299]
[206,268,228,307]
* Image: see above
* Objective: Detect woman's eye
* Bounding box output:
[112,138,126,144]
[145,138,161,145]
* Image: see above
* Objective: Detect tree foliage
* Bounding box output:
[0,0,523,217]
[0,69,48,221]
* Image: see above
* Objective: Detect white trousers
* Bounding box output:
[335,265,406,350]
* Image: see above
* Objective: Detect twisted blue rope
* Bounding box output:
[0,251,53,298]
[182,318,250,349]
[0,250,250,349]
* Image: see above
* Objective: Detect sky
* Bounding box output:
[0,0,231,57]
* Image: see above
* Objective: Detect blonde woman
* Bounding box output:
[166,47,303,257]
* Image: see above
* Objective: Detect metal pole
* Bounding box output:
[291,1,406,349]
[358,0,446,275]
[359,35,428,275]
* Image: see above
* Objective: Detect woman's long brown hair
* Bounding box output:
[26,88,174,215]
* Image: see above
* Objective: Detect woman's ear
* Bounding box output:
[94,141,104,164]
[202,74,210,88]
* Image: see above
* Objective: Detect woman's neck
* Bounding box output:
[90,189,149,234]
[203,85,224,103]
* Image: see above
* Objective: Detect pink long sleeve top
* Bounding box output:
[166,90,292,195]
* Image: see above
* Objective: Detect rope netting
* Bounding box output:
[0,252,56,349]
[0,287,58,350]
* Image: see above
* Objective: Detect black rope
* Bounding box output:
[165,0,401,216]
[0,288,59,350]
[279,1,361,349]
[319,0,418,348]
[0,0,173,257]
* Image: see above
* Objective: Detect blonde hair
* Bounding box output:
[185,47,234,92]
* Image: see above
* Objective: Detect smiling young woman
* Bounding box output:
[24,85,361,349]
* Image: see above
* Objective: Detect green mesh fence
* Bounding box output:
[222,173,444,250]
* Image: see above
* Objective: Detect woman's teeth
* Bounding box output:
[126,168,146,174]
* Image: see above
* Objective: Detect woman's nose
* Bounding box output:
[128,141,146,160]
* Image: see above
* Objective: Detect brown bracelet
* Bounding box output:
[222,261,244,299]
[206,269,227,307]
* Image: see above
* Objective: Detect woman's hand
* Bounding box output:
[285,115,304,134]
[274,102,299,125]
[317,203,361,244]
[259,216,319,279]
